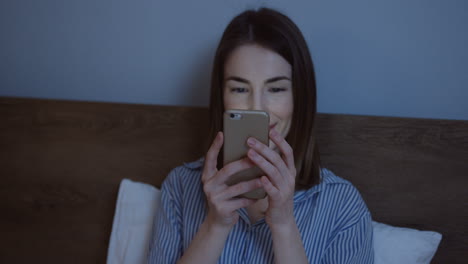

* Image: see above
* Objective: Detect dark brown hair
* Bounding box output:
[207,7,321,190]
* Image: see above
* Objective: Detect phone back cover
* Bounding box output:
[223,110,269,199]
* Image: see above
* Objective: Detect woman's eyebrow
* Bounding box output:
[265,76,290,83]
[225,76,249,83]
[225,76,290,83]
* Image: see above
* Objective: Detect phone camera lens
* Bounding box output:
[230,113,235,118]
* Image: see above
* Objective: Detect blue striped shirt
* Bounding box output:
[147,158,374,263]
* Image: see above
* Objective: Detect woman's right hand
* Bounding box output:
[201,131,262,229]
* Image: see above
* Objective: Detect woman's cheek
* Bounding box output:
[224,95,246,109]
[272,103,293,120]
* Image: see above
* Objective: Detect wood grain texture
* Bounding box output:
[0,97,209,263]
[0,96,467,263]
[315,114,468,263]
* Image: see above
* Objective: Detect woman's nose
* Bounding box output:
[249,92,264,111]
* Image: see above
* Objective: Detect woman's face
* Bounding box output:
[223,44,293,149]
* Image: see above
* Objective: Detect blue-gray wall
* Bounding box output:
[1,0,467,120]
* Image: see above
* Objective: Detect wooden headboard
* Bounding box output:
[0,97,467,263]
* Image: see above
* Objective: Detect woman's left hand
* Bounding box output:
[246,128,297,228]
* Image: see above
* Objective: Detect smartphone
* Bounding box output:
[223,109,269,199]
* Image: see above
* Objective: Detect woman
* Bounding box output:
[148,7,374,264]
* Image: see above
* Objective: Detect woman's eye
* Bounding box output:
[230,87,248,93]
[269,87,286,93]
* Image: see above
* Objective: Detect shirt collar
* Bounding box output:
[182,157,205,169]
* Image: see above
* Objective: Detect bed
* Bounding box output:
[0,96,466,263]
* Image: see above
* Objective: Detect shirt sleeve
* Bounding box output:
[321,208,374,264]
[147,168,184,264]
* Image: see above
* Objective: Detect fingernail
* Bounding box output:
[249,149,258,157]
[270,129,278,137]
[256,179,262,186]
[247,138,256,146]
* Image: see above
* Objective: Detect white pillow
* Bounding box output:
[107,179,161,264]
[373,221,442,264]
[107,179,443,264]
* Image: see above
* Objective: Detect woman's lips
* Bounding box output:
[269,123,277,129]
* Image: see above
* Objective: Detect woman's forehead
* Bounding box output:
[224,44,292,82]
